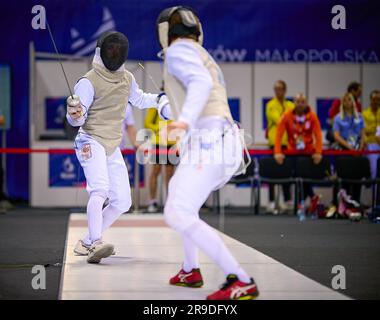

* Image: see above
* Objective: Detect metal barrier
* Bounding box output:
[2,147,380,211]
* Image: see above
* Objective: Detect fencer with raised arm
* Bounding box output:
[66,31,171,264]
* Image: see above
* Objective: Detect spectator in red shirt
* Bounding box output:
[274,93,322,210]
[274,94,323,161]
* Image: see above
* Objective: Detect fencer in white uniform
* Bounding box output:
[156,7,259,300]
[66,31,171,263]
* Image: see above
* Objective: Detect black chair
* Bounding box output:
[294,156,331,180]
[257,157,296,214]
[213,155,257,214]
[294,156,333,207]
[374,158,380,206]
[335,156,372,206]
[335,156,371,180]
[228,156,255,184]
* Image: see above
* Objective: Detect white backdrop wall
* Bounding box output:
[362,64,380,108]
[253,63,307,144]
[30,59,90,207]
[30,58,380,207]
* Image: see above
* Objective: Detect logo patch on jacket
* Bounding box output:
[81,143,92,160]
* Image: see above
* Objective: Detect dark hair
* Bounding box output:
[347,82,361,93]
[370,90,380,99]
[274,80,287,91]
[168,11,199,44]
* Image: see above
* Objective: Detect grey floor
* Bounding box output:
[203,210,380,300]
[0,207,379,299]
[0,208,69,299]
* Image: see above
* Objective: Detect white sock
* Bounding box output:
[83,204,122,245]
[182,235,199,272]
[86,195,105,244]
[183,220,251,283]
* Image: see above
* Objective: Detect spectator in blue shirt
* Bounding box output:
[333,93,365,151]
[332,93,366,203]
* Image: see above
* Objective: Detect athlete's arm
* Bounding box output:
[166,41,213,129]
[129,75,172,120]
[66,78,94,127]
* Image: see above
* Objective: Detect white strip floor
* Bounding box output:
[60,213,350,300]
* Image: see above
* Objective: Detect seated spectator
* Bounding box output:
[375,123,380,202]
[265,80,294,213]
[329,82,362,119]
[363,90,380,178]
[333,93,365,151]
[332,93,367,203]
[274,93,322,208]
[326,82,362,144]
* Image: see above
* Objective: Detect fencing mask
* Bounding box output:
[156,6,203,50]
[96,31,129,71]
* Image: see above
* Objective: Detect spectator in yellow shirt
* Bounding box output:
[144,108,177,213]
[265,80,294,213]
[362,90,380,178]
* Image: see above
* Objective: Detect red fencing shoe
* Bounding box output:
[207,274,259,300]
[169,268,204,288]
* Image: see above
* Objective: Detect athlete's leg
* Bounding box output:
[164,149,250,283]
[149,164,161,201]
[76,136,109,245]
[367,143,380,179]
[181,231,199,272]
[82,147,131,245]
[103,147,132,228]
[164,164,175,191]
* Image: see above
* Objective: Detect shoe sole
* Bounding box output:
[73,250,88,256]
[74,250,116,257]
[87,245,114,264]
[236,290,260,300]
[237,290,260,300]
[170,281,204,288]
[74,250,116,256]
[207,289,260,300]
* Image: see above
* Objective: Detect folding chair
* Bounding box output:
[258,157,296,214]
[335,156,373,206]
[213,155,256,214]
[294,156,333,211]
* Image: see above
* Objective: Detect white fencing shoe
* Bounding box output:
[74,239,116,256]
[87,240,114,264]
[73,240,91,256]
